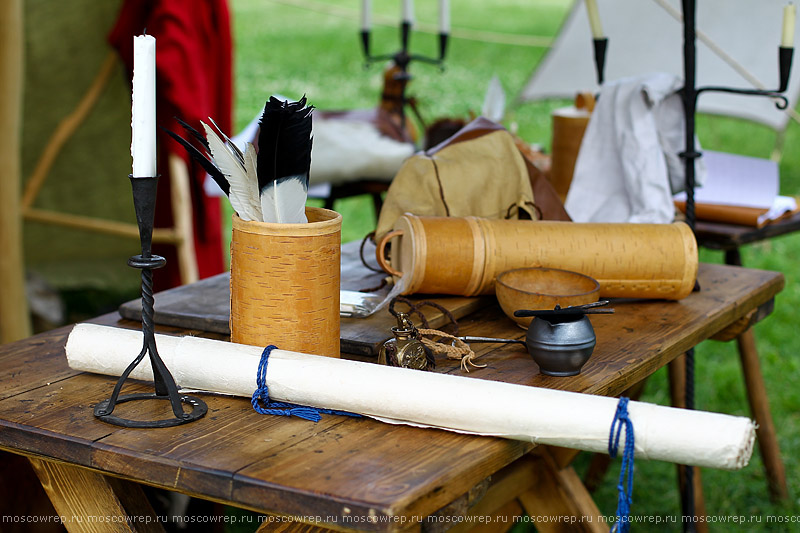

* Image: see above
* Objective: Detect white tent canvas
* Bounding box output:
[520,0,800,132]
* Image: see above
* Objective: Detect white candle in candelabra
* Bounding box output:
[439,0,450,34]
[131,34,157,177]
[585,0,604,39]
[361,0,371,31]
[402,0,414,24]
[782,3,796,47]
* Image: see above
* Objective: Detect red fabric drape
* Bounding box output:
[109,0,231,289]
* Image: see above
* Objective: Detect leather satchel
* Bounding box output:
[375,117,569,241]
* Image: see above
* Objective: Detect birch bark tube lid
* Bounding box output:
[65,324,755,470]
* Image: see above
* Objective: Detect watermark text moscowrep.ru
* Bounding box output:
[4,512,800,527]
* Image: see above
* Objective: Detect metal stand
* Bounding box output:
[678,1,792,528]
[360,20,448,130]
[94,175,207,428]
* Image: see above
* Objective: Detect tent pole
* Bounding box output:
[0,0,31,343]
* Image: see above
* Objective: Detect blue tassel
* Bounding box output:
[609,397,635,533]
[251,345,360,421]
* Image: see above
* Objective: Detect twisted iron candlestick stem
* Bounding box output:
[94,175,206,428]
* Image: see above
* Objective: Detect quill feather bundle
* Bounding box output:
[167,95,313,224]
[257,96,314,224]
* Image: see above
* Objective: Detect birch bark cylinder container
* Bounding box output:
[230,206,342,358]
[377,214,697,299]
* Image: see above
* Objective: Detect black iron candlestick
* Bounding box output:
[94,175,207,428]
[360,20,448,132]
[678,1,793,529]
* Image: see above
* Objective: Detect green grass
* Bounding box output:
[230,0,799,529]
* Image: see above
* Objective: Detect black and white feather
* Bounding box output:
[257,96,313,224]
[167,95,313,224]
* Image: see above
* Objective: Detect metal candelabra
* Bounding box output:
[94,175,207,428]
[680,2,791,529]
[590,2,794,529]
[360,21,449,130]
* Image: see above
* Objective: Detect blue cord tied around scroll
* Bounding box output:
[609,397,635,533]
[251,345,361,422]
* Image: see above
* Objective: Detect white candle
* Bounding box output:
[585,0,604,39]
[361,0,371,31]
[782,3,796,47]
[131,34,157,177]
[439,0,450,34]
[402,0,414,24]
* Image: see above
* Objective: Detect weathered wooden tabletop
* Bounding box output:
[0,262,784,532]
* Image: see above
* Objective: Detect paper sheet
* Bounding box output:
[674,150,779,209]
[66,324,755,470]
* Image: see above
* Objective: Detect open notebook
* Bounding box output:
[674,150,798,227]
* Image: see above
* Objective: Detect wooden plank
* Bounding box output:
[233,418,528,531]
[518,457,607,533]
[118,240,488,356]
[92,395,351,507]
[444,455,537,533]
[29,457,164,533]
[460,499,522,533]
[0,0,31,343]
[0,326,78,401]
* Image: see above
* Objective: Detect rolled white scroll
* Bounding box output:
[66,324,755,470]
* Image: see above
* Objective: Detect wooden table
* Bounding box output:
[0,262,783,532]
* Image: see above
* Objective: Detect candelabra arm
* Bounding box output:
[696,86,790,109]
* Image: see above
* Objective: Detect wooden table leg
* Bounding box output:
[737,328,789,501]
[518,450,608,533]
[28,457,164,533]
[724,246,789,502]
[668,355,708,533]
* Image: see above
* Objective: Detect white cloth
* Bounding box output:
[565,73,705,223]
[308,118,414,186]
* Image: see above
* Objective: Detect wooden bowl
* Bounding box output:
[496,268,600,328]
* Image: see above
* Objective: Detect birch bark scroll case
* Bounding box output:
[229,206,342,358]
[376,214,697,299]
[66,323,756,471]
